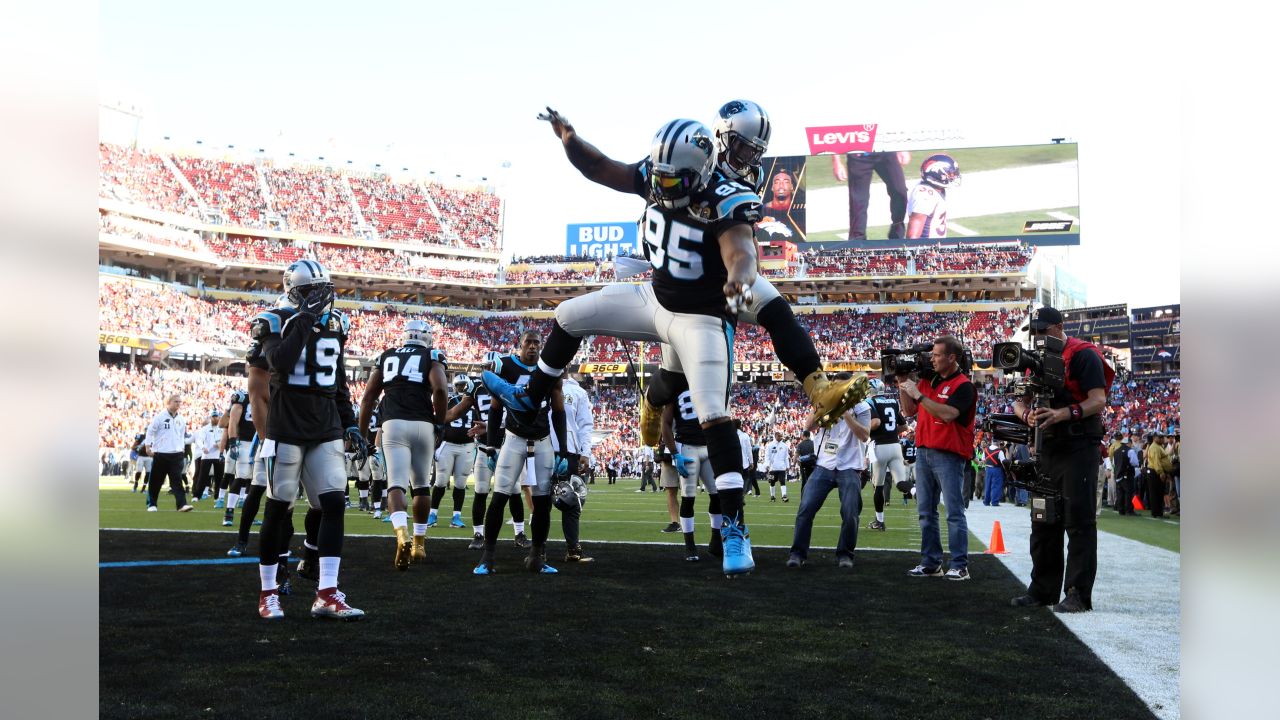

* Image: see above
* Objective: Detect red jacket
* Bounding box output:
[916,371,975,458]
[1062,337,1115,403]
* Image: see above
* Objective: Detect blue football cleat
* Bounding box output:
[540,564,559,574]
[449,517,467,529]
[721,519,755,576]
[473,562,494,576]
[214,498,225,509]
[481,370,537,412]
[381,514,391,523]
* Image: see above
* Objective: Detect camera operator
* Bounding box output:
[897,335,977,581]
[1009,307,1113,614]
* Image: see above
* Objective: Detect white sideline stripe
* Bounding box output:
[945,222,978,236]
[966,505,1180,720]
[1047,210,1080,222]
[99,527,917,552]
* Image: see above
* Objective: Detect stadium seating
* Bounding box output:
[171,156,268,227]
[99,143,198,217]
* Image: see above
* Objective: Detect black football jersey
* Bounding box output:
[365,401,381,443]
[375,344,447,423]
[632,163,762,319]
[668,374,706,446]
[441,394,476,444]
[470,383,493,424]
[869,396,903,445]
[901,438,917,464]
[491,353,549,440]
[249,307,355,445]
[227,389,256,441]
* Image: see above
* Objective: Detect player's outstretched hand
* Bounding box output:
[537,106,574,142]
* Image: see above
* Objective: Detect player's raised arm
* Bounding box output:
[718,222,759,308]
[538,106,639,194]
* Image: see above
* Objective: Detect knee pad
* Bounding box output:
[355,479,370,491]
[410,487,432,499]
[318,490,346,514]
[679,495,696,518]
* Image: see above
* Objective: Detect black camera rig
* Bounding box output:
[983,334,1067,510]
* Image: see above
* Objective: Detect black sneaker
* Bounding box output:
[513,531,530,549]
[277,562,292,595]
[770,497,777,503]
[467,533,485,550]
[227,541,248,557]
[660,522,680,533]
[837,556,854,569]
[782,496,789,503]
[786,553,806,568]
[1052,589,1091,613]
[907,564,943,577]
[296,556,319,582]
[684,553,701,562]
[867,519,886,531]
[565,545,594,563]
[707,532,723,559]
[1010,594,1046,608]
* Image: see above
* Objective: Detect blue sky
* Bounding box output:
[100,0,1180,308]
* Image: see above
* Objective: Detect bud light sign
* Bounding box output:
[565,222,637,258]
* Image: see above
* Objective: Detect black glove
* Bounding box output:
[300,284,334,322]
[344,427,369,467]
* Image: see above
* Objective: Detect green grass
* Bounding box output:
[100,477,949,552]
[804,206,1081,243]
[1096,507,1180,552]
[804,143,1078,191]
[99,530,1157,720]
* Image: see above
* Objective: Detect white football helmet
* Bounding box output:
[648,119,716,209]
[482,350,502,372]
[282,260,332,307]
[453,373,473,395]
[712,99,771,180]
[402,318,433,347]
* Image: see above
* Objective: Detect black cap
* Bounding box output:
[1023,306,1064,331]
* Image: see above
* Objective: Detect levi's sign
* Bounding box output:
[805,124,878,155]
[565,222,637,258]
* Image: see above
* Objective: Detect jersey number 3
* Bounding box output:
[643,206,704,280]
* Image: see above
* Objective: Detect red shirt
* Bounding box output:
[916,371,976,458]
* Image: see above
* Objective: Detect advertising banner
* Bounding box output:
[565,222,638,258]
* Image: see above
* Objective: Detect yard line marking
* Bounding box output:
[100,557,297,569]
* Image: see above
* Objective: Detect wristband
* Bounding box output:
[1069,404,1083,421]
[1022,408,1032,425]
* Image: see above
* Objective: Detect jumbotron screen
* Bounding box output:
[752,142,1080,248]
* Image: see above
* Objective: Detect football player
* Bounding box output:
[656,370,722,561]
[358,318,448,571]
[474,331,569,575]
[906,154,960,239]
[130,431,150,494]
[867,379,907,530]
[484,116,760,575]
[764,430,790,502]
[430,373,479,530]
[897,426,918,504]
[251,260,364,620]
[221,388,256,529]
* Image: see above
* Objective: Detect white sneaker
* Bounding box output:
[146,506,158,513]
[178,505,194,512]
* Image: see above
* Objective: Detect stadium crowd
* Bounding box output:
[172,155,268,227]
[99,143,199,217]
[100,213,209,255]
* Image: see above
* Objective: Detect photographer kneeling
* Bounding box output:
[1010,307,1113,613]
[896,336,977,581]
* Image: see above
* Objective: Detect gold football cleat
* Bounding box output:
[411,535,427,563]
[394,526,412,571]
[639,397,663,447]
[804,371,870,428]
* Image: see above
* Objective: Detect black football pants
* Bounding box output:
[147,452,189,509]
[1027,444,1099,607]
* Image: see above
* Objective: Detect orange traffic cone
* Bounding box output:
[986,521,1008,555]
[1132,495,1145,511]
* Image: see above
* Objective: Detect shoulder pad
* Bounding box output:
[431,348,448,365]
[705,179,762,224]
[491,356,503,375]
[250,310,285,339]
[334,310,350,334]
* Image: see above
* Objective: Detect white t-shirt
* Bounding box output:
[765,440,790,472]
[737,430,753,470]
[814,401,873,471]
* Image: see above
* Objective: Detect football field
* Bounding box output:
[99,477,1172,719]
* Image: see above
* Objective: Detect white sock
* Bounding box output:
[876,511,885,522]
[373,501,381,510]
[428,508,438,519]
[227,492,240,510]
[708,513,723,530]
[680,517,695,533]
[259,563,278,592]
[769,487,775,498]
[537,359,565,377]
[413,522,428,537]
[476,525,485,537]
[318,556,340,591]
[359,490,368,499]
[391,511,408,530]
[781,486,788,498]
[452,510,462,519]
[218,489,227,500]
[514,521,525,534]
[303,540,318,552]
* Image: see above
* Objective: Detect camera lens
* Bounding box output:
[997,345,1021,367]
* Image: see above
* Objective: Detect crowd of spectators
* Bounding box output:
[311,243,497,283]
[348,174,444,244]
[264,165,355,237]
[172,156,268,227]
[1106,372,1181,437]
[98,363,240,452]
[502,261,602,285]
[206,235,306,267]
[99,277,260,347]
[913,243,1036,275]
[99,213,209,255]
[429,185,501,252]
[99,143,199,217]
